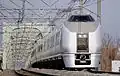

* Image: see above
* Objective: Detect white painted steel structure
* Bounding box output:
[2,23,50,70]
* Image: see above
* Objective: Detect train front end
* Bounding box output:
[62,14,102,69]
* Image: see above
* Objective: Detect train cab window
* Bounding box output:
[68,15,95,22]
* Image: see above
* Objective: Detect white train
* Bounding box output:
[30,14,102,70]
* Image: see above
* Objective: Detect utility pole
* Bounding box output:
[97,0,101,24]
[17,0,25,23]
[17,0,25,28]
[20,0,25,23]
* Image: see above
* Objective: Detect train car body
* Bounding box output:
[30,14,102,70]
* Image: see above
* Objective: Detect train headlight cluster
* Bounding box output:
[77,34,87,38]
[77,34,88,51]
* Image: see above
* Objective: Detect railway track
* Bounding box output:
[15,68,120,76]
[15,69,57,76]
[88,69,120,75]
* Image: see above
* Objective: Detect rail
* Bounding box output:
[15,68,57,76]
[88,69,120,74]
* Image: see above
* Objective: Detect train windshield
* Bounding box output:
[68,15,95,22]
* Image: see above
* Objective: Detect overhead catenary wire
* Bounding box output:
[9,0,21,8]
[8,0,34,23]
[0,6,15,22]
[21,0,34,7]
[0,11,6,17]
[21,0,43,20]
[50,0,59,7]
[0,2,22,23]
[9,0,40,22]
[0,0,103,23]
[40,0,50,7]
[0,0,104,23]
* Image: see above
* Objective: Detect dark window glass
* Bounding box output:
[40,44,43,51]
[47,39,49,49]
[38,44,43,52]
[56,31,60,45]
[51,36,54,48]
[44,41,46,50]
[31,50,35,57]
[68,15,95,22]
[49,37,52,48]
[38,45,41,52]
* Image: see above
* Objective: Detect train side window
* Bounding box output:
[31,49,35,57]
[44,41,46,50]
[40,44,43,51]
[38,44,43,52]
[51,36,54,48]
[31,51,34,57]
[47,39,49,49]
[49,37,52,48]
[38,45,40,52]
[56,31,61,45]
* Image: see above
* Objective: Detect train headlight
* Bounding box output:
[78,34,82,38]
[83,34,87,38]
